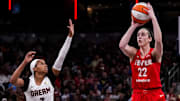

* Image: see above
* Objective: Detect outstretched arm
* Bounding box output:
[147,3,163,62]
[52,19,74,76]
[119,19,142,60]
[10,51,36,87]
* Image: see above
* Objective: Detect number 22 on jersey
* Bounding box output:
[138,67,147,77]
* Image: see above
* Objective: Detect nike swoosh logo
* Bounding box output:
[160,95,164,97]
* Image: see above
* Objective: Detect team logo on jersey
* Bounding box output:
[44,81,48,85]
[160,94,164,97]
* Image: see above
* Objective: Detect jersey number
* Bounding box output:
[138,67,147,77]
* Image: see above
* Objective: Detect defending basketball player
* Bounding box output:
[119,3,166,101]
[9,19,74,101]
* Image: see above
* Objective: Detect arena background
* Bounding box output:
[0,0,180,100]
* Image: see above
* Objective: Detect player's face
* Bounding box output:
[35,59,48,74]
[137,28,152,47]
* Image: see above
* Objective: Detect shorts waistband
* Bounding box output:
[144,87,161,90]
[133,88,162,93]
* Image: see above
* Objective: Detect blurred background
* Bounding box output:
[0,0,180,101]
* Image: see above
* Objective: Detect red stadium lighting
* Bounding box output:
[8,0,12,11]
[136,0,139,3]
[74,0,77,20]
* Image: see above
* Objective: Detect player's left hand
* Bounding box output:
[146,2,156,20]
[24,51,36,64]
[131,17,144,28]
[67,19,74,37]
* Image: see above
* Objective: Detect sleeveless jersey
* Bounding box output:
[23,73,55,101]
[130,48,162,89]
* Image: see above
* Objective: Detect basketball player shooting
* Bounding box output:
[10,19,74,101]
[119,3,166,101]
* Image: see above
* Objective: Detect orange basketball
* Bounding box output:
[131,2,150,24]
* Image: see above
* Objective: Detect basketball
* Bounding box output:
[131,2,150,24]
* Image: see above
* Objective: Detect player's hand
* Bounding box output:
[146,2,156,20]
[67,19,74,37]
[24,51,36,64]
[131,17,144,28]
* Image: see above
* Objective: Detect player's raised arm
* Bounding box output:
[147,3,163,62]
[10,51,36,87]
[52,19,74,76]
[119,19,142,59]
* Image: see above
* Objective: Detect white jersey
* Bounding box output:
[24,75,55,101]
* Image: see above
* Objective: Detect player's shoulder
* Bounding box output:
[130,48,139,62]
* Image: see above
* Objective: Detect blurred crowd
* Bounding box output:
[0,33,179,101]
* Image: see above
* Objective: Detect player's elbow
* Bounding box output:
[9,77,16,85]
[52,68,60,77]
[119,45,124,49]
[119,41,126,50]
[9,76,18,85]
